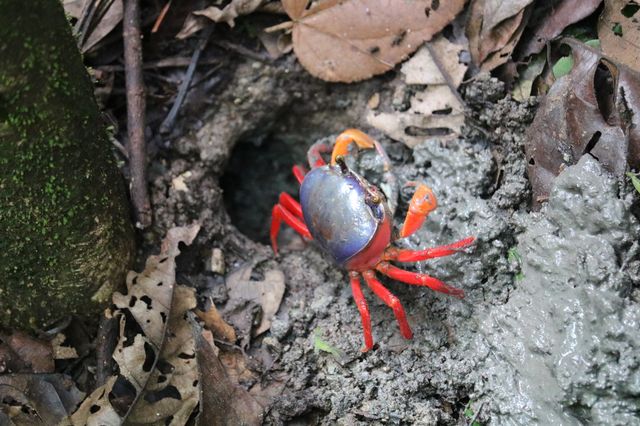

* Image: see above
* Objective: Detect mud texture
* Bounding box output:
[148,55,640,424]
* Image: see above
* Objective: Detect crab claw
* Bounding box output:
[399,182,437,239]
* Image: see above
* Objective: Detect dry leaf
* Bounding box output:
[467,0,532,70]
[52,333,79,360]
[195,331,263,426]
[71,225,201,425]
[63,0,124,53]
[177,0,264,37]
[226,264,285,336]
[196,300,237,342]
[0,374,84,425]
[284,0,466,82]
[599,0,640,73]
[0,331,54,373]
[524,39,640,208]
[520,0,603,58]
[367,35,467,146]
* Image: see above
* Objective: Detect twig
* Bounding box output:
[95,315,118,387]
[123,0,152,227]
[468,402,484,426]
[214,39,273,63]
[424,41,466,108]
[151,0,172,33]
[159,25,214,134]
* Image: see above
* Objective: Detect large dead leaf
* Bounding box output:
[367,35,467,146]
[282,0,466,82]
[599,0,640,73]
[524,39,640,208]
[0,332,53,373]
[519,0,602,58]
[63,0,123,53]
[0,374,84,424]
[467,0,532,70]
[71,225,201,425]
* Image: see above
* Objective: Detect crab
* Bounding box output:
[270,129,475,351]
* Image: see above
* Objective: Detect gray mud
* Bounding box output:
[148,56,640,424]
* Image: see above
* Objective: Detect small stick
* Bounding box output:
[95,315,118,387]
[159,25,214,134]
[123,0,152,227]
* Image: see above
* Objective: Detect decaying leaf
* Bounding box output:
[519,0,603,58]
[177,0,264,38]
[281,0,466,82]
[226,263,285,337]
[196,299,237,342]
[367,35,468,146]
[599,0,640,73]
[63,0,124,53]
[512,52,546,100]
[71,225,201,425]
[195,331,263,426]
[524,38,640,208]
[467,0,533,70]
[0,331,54,373]
[0,374,84,425]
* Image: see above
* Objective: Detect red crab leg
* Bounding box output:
[292,165,306,185]
[362,270,413,340]
[376,262,464,299]
[384,237,476,263]
[330,129,391,171]
[350,272,373,351]
[399,183,438,239]
[279,192,303,219]
[270,204,312,255]
[307,142,330,168]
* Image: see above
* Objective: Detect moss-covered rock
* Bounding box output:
[0,0,135,330]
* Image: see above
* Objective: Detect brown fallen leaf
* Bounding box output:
[63,0,124,53]
[196,298,237,342]
[519,0,602,58]
[71,225,201,425]
[0,331,54,373]
[524,38,640,208]
[467,0,533,70]
[195,330,263,426]
[279,0,466,82]
[0,374,84,425]
[599,0,640,73]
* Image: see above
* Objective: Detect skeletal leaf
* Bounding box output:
[71,225,201,425]
[524,39,640,208]
[284,0,466,82]
[599,0,640,73]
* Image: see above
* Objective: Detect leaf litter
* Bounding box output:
[599,0,640,73]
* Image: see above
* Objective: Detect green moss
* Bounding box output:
[0,0,134,330]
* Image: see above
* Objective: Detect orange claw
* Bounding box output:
[399,183,437,239]
[330,129,376,165]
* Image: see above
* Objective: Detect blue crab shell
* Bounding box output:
[299,165,388,266]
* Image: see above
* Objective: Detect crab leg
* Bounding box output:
[307,141,331,168]
[384,236,476,263]
[279,193,303,219]
[292,165,306,185]
[330,129,391,171]
[376,262,464,298]
[399,183,438,239]
[350,272,373,351]
[362,270,413,340]
[270,204,312,255]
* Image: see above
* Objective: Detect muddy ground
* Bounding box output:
[146,54,640,425]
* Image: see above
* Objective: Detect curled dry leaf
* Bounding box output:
[196,299,237,342]
[519,0,603,58]
[177,0,264,38]
[599,0,640,73]
[367,35,468,146]
[283,0,466,82]
[467,0,533,70]
[524,39,640,208]
[71,225,201,425]
[0,374,84,425]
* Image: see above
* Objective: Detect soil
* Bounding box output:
[146,51,640,425]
